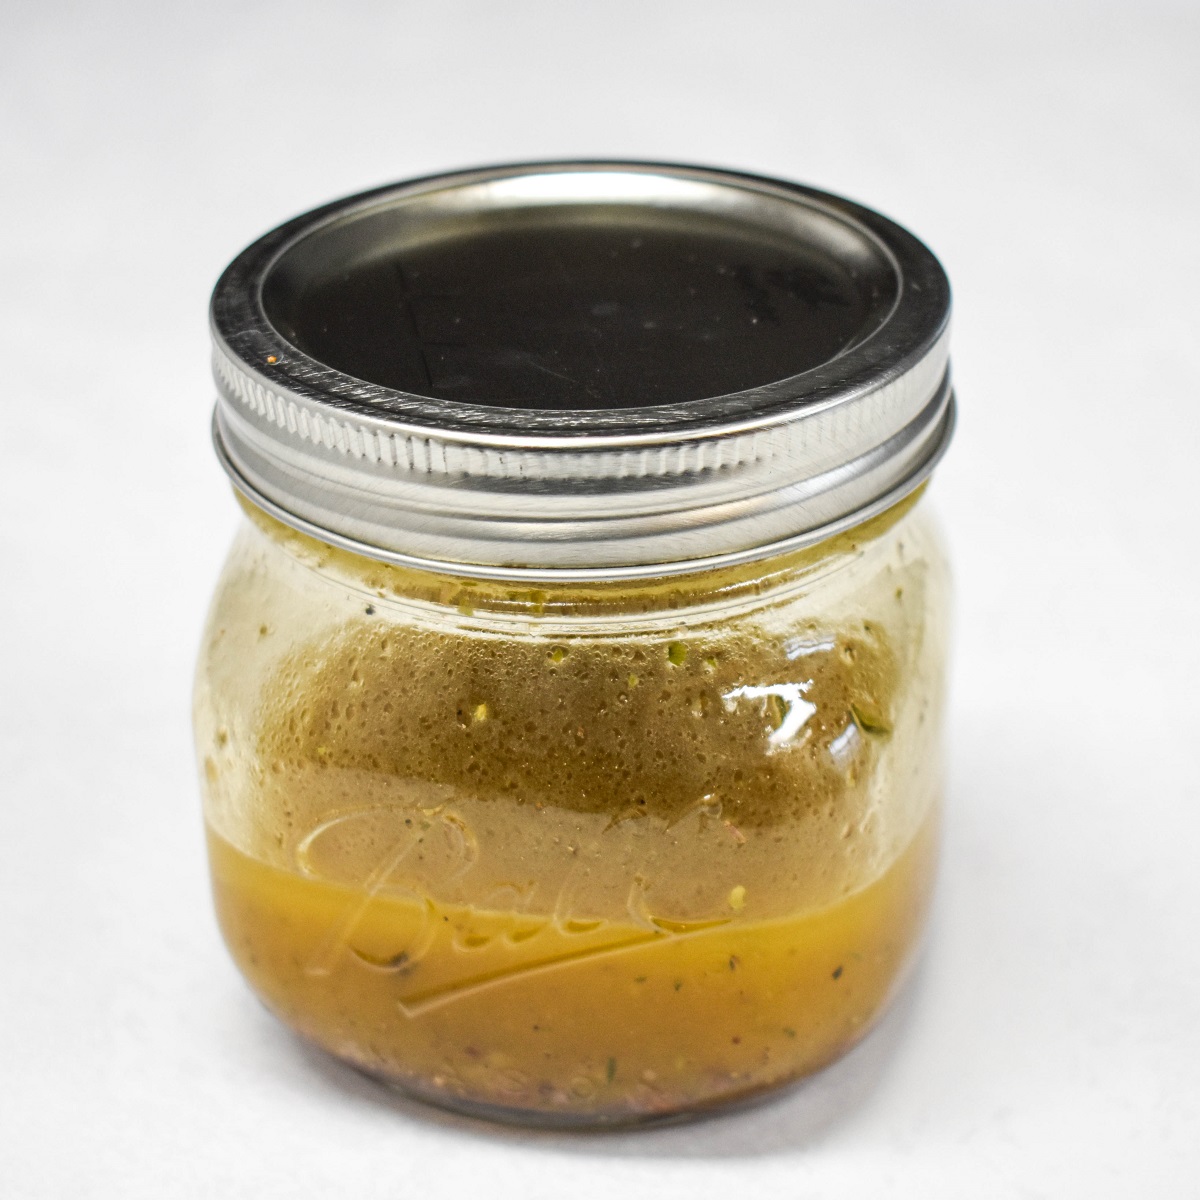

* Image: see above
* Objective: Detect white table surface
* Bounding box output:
[3,2,1198,1195]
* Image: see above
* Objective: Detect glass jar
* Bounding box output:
[196,162,954,1127]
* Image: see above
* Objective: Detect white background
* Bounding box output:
[2,2,1198,1196]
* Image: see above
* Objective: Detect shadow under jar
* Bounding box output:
[196,162,955,1127]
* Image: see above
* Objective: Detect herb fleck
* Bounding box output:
[850,702,892,736]
[606,1057,617,1083]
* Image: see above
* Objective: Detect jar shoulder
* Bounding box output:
[195,502,948,892]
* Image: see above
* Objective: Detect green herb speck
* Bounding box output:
[850,702,892,736]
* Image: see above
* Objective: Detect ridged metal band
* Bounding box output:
[211,162,953,581]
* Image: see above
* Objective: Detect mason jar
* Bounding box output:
[195,162,954,1127]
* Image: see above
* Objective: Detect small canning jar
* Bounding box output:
[196,163,954,1127]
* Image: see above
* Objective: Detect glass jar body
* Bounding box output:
[194,495,950,1126]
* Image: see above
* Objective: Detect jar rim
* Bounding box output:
[210,161,954,580]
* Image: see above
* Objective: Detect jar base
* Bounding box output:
[357,1066,705,1129]
[293,1024,884,1132]
[348,1060,815,1130]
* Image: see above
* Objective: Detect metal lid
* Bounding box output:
[210,162,953,580]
